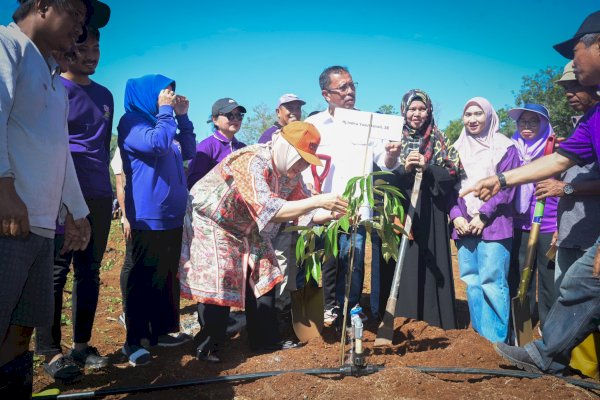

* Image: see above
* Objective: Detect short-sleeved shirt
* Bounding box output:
[557,103,600,166]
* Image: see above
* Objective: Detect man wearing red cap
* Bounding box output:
[465,11,600,375]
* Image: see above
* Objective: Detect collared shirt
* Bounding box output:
[304,109,378,220]
[0,23,88,237]
[187,131,246,189]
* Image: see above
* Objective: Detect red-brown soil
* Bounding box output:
[31,221,599,399]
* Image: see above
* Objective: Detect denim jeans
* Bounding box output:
[526,237,600,374]
[554,247,586,295]
[335,226,366,312]
[457,237,511,343]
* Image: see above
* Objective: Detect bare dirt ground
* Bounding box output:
[31,221,600,399]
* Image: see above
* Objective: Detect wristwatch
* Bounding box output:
[563,183,574,196]
[496,173,507,189]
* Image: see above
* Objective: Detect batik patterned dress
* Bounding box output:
[180,144,310,308]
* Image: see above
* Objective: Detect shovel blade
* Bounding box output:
[374,309,396,347]
[512,295,533,347]
[291,285,324,342]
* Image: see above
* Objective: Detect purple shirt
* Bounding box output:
[258,123,282,144]
[558,103,600,167]
[61,77,114,199]
[186,131,246,189]
[450,146,520,241]
[513,192,558,233]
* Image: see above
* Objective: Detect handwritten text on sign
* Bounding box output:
[334,108,404,144]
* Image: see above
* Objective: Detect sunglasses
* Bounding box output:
[218,112,245,122]
[326,82,358,94]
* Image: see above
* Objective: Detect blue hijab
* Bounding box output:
[124,74,175,123]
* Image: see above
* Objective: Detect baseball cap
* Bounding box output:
[554,11,600,59]
[88,0,110,29]
[508,103,550,122]
[555,61,576,86]
[210,98,247,117]
[280,121,322,166]
[277,93,306,108]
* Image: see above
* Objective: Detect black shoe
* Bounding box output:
[43,355,82,383]
[494,342,542,374]
[156,332,192,347]
[254,340,303,353]
[196,349,221,363]
[68,346,109,369]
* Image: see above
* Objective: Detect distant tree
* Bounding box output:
[497,107,516,137]
[238,103,275,144]
[443,118,463,145]
[512,66,572,136]
[377,104,398,115]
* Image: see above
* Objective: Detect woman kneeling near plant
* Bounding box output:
[179,121,347,362]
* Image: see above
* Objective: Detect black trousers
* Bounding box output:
[196,275,280,353]
[126,228,182,346]
[36,197,112,356]
[119,235,133,315]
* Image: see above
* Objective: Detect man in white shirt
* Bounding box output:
[0,1,93,396]
[305,66,369,324]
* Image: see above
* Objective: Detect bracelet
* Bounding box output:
[496,173,507,189]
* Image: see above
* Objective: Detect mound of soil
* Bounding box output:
[31,222,599,399]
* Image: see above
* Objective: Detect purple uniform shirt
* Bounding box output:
[450,146,521,241]
[61,77,114,199]
[186,131,246,189]
[513,192,558,233]
[557,103,600,167]
[258,123,282,144]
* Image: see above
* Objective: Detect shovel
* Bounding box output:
[512,134,556,347]
[374,168,423,346]
[290,154,331,342]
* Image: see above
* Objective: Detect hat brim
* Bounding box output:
[553,36,580,59]
[508,107,549,122]
[219,104,247,114]
[296,149,323,167]
[280,100,306,107]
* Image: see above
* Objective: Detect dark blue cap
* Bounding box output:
[508,103,550,122]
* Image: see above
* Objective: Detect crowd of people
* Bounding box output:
[1,0,600,398]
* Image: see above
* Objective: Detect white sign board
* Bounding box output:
[334,108,404,144]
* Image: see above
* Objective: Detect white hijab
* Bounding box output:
[453,97,513,217]
[271,131,301,175]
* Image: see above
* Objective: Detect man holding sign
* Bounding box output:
[305,66,369,324]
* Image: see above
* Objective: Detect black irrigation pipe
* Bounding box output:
[33,364,600,399]
[408,366,600,392]
[33,365,382,399]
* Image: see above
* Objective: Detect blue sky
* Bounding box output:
[2,1,598,139]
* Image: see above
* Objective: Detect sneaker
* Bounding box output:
[68,346,109,369]
[324,307,340,326]
[196,349,221,363]
[43,355,82,383]
[121,345,151,367]
[156,332,192,347]
[493,342,542,374]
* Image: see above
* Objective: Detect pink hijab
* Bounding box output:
[453,97,513,217]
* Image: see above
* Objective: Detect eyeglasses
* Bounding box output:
[219,112,245,122]
[326,82,358,94]
[518,119,540,128]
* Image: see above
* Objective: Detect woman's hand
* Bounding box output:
[468,214,486,236]
[453,217,471,236]
[404,150,427,173]
[158,88,176,107]
[316,193,348,215]
[174,95,190,116]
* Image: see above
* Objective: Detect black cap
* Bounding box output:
[88,0,110,29]
[207,98,247,122]
[554,11,600,59]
